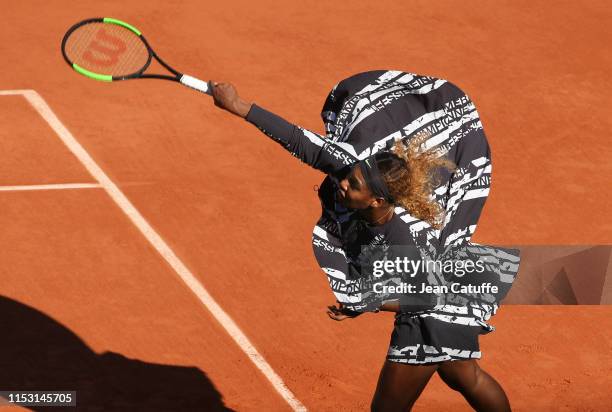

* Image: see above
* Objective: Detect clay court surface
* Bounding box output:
[1,1,611,411]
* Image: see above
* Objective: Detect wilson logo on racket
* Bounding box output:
[61,17,212,95]
[82,28,127,67]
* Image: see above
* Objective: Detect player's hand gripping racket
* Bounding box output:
[61,17,212,95]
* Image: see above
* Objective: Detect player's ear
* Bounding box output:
[370,197,386,208]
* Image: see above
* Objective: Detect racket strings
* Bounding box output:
[64,22,149,77]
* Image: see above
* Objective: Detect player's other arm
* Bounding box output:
[211,81,355,175]
[326,301,399,321]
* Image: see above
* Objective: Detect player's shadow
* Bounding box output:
[0,295,235,411]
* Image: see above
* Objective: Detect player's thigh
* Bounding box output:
[371,360,439,412]
[437,359,480,392]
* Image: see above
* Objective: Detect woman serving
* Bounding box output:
[211,70,520,411]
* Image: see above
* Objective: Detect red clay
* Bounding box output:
[1,1,611,411]
[0,97,92,185]
[0,189,290,411]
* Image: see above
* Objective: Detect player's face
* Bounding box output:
[337,165,379,209]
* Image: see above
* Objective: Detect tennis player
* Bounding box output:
[210,71,518,411]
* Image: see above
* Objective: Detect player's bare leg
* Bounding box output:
[437,359,511,411]
[370,360,439,412]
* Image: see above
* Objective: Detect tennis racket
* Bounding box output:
[61,17,212,95]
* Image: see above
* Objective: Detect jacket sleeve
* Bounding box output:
[245,104,357,175]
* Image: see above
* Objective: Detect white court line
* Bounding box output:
[0,89,307,412]
[0,183,101,191]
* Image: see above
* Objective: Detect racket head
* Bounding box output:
[61,17,154,81]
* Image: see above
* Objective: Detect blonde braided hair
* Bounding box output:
[376,133,456,229]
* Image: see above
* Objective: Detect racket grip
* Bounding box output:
[180,74,212,96]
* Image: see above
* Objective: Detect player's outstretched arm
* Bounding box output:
[211,81,356,175]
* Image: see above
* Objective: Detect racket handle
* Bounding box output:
[180,74,212,96]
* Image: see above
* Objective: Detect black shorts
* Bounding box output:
[386,311,488,364]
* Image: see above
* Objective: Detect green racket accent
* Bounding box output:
[103,17,142,36]
[72,63,113,82]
